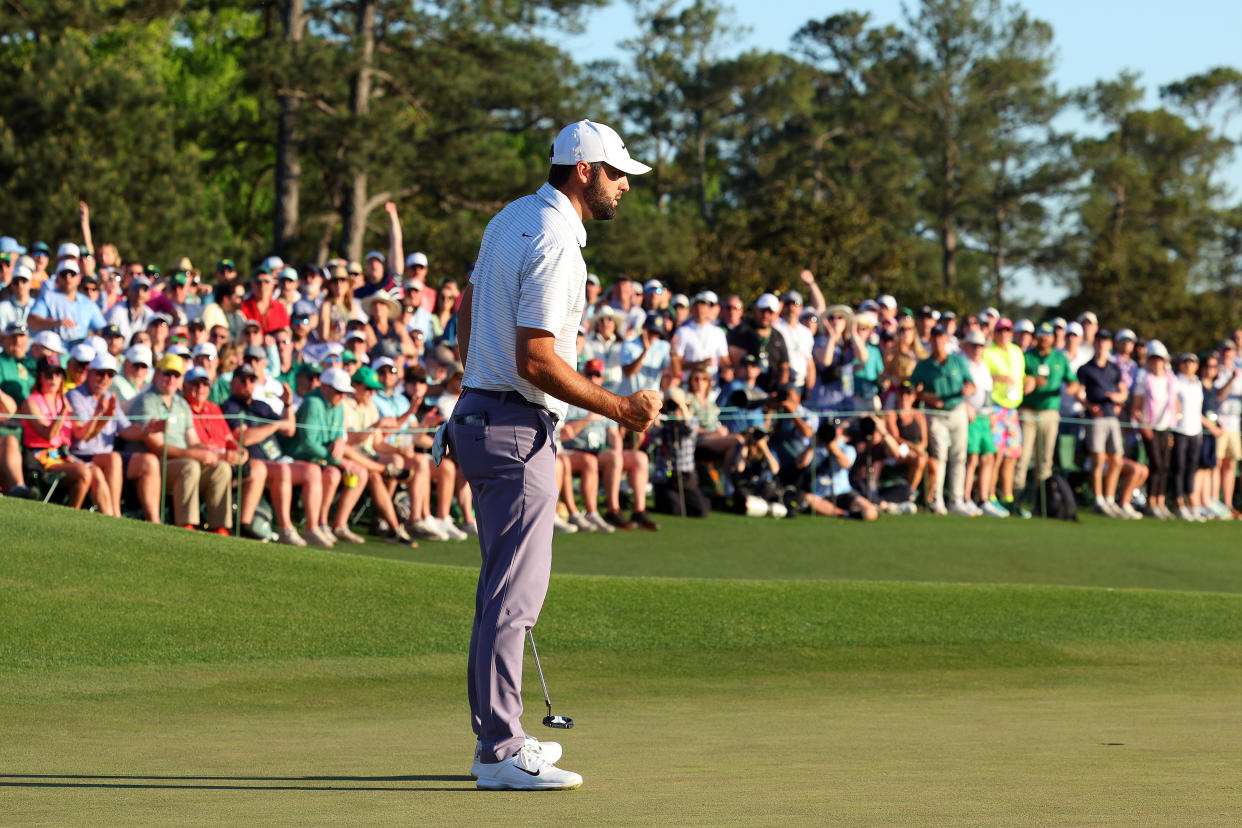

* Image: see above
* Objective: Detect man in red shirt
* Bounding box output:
[182,366,267,540]
[240,265,291,334]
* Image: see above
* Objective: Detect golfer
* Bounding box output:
[449,120,661,791]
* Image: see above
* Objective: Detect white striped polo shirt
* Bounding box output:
[464,182,587,421]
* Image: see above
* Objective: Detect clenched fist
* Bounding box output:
[616,389,661,433]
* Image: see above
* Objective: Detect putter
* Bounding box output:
[527,629,573,729]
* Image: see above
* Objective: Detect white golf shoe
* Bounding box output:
[470,735,563,778]
[474,739,579,790]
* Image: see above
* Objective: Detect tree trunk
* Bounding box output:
[273,0,306,259]
[340,0,377,263]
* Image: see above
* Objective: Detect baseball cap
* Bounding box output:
[216,258,236,271]
[125,344,153,366]
[643,279,664,294]
[963,330,986,346]
[930,323,948,337]
[144,263,161,277]
[102,324,124,339]
[981,306,1000,320]
[781,291,803,306]
[351,365,384,390]
[917,304,938,319]
[741,353,759,366]
[1219,339,1236,351]
[244,344,267,360]
[168,271,189,286]
[1180,352,1199,364]
[57,242,80,260]
[167,343,192,359]
[1036,322,1055,336]
[157,354,185,374]
[80,271,98,285]
[1015,319,1034,334]
[347,261,363,275]
[291,299,318,319]
[365,250,385,263]
[233,363,257,379]
[0,236,26,255]
[1096,328,1113,342]
[941,310,957,321]
[370,356,396,372]
[242,317,262,330]
[643,313,665,333]
[799,309,818,322]
[149,312,173,326]
[88,353,119,372]
[671,293,689,308]
[31,241,50,255]
[694,290,719,305]
[278,266,299,281]
[260,256,285,273]
[184,366,210,384]
[877,294,897,311]
[192,343,218,359]
[1078,311,1098,325]
[1116,328,1137,343]
[1066,321,1083,337]
[69,343,96,364]
[1146,339,1170,360]
[995,317,1013,331]
[1051,316,1067,329]
[406,252,429,268]
[32,331,65,353]
[345,330,367,344]
[130,275,152,290]
[4,321,28,336]
[583,358,604,375]
[585,273,601,287]
[858,298,880,313]
[320,367,353,393]
[549,119,652,176]
[12,264,32,282]
[57,259,81,275]
[755,293,780,312]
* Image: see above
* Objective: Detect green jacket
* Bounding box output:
[282,388,343,465]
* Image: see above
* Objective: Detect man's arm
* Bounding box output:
[517,327,659,433]
[457,282,473,372]
[799,269,826,315]
[386,202,404,277]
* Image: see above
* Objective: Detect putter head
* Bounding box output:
[543,714,574,729]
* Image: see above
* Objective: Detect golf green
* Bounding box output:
[2,498,1239,825]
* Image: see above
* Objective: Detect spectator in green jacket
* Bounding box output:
[284,366,369,544]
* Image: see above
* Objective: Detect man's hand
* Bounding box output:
[196,448,219,466]
[79,201,90,221]
[616,390,660,433]
[799,268,815,285]
[146,418,167,434]
[384,201,398,217]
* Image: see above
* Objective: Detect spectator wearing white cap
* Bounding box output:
[1170,352,1205,521]
[1015,323,1077,512]
[382,201,435,311]
[353,250,396,302]
[640,279,669,314]
[0,321,34,497]
[961,330,1006,516]
[728,293,790,393]
[582,305,627,390]
[876,293,898,335]
[1131,340,1178,519]
[671,291,730,384]
[1058,321,1091,437]
[1050,316,1068,350]
[618,313,671,399]
[1014,318,1035,351]
[113,344,153,406]
[0,263,35,331]
[910,323,976,515]
[1113,329,1140,392]
[64,343,95,392]
[775,291,816,395]
[606,277,645,340]
[27,259,106,346]
[1077,311,1099,362]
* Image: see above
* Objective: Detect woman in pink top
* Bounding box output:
[1131,341,1180,519]
[19,357,114,513]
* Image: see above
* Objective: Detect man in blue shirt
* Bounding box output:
[28,260,105,346]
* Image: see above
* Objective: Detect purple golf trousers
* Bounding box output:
[447,388,558,763]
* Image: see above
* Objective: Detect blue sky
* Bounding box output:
[567,1,1242,304]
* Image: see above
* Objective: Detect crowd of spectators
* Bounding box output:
[3,202,1242,541]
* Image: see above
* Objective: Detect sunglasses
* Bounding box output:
[275,338,291,346]
[244,355,264,362]
[323,355,342,364]
[162,371,183,378]
[585,372,603,378]
[93,370,117,378]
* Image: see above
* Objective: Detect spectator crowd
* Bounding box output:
[3,201,1242,543]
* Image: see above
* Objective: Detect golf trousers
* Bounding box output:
[448,388,557,764]
[1015,409,1059,492]
[166,457,231,529]
[928,405,969,506]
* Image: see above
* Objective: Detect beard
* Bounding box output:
[584,166,617,221]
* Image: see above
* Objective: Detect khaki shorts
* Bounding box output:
[1087,417,1123,456]
[1219,430,1242,461]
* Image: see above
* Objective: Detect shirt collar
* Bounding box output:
[536,183,587,248]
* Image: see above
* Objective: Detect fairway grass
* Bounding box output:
[2,498,1241,825]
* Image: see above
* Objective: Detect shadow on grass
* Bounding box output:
[0,772,476,792]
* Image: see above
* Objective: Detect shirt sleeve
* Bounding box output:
[30,297,50,317]
[516,241,577,335]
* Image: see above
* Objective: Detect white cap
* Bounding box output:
[694,290,719,305]
[167,343,192,359]
[32,330,65,353]
[1078,311,1098,325]
[1015,318,1035,333]
[57,242,81,260]
[192,342,218,359]
[0,235,25,254]
[1066,321,1084,337]
[323,342,345,356]
[1147,339,1170,360]
[755,293,780,312]
[643,278,664,293]
[1051,316,1067,329]
[1116,328,1137,343]
[125,344,153,365]
[549,119,651,176]
[877,294,897,310]
[365,250,385,262]
[671,293,689,308]
[69,343,95,363]
[88,352,119,372]
[406,252,429,268]
[12,264,33,282]
[57,259,81,275]
[963,329,987,346]
[345,330,367,343]
[320,367,354,393]
[260,255,285,273]
[370,356,395,371]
